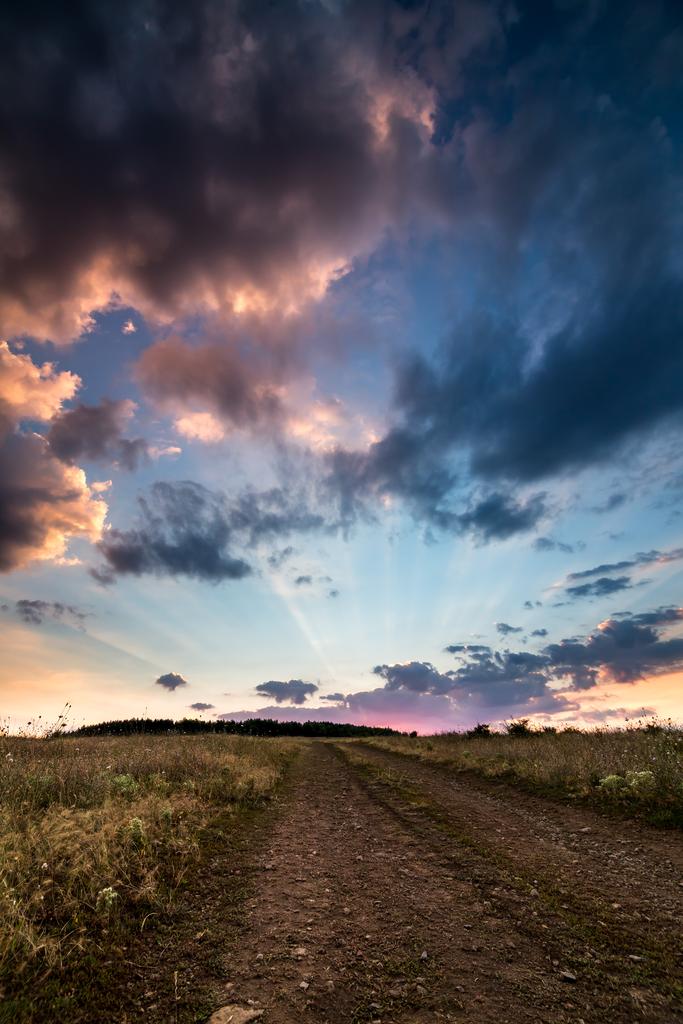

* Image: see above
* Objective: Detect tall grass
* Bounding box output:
[364,721,683,827]
[0,732,297,1007]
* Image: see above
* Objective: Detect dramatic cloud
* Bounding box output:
[0,342,79,421]
[317,4,683,526]
[255,679,319,705]
[544,610,683,688]
[373,661,454,695]
[14,599,88,628]
[217,605,683,729]
[370,654,573,721]
[155,672,188,692]
[0,0,466,343]
[325,432,546,540]
[48,399,147,469]
[93,479,330,583]
[0,431,107,572]
[0,344,107,571]
[94,481,252,584]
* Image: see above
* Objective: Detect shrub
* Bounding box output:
[111,774,139,799]
[505,718,533,737]
[597,774,628,791]
[466,723,491,738]
[626,770,656,795]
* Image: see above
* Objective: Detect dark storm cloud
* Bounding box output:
[155,672,188,691]
[48,399,147,469]
[189,702,215,711]
[14,599,88,627]
[496,622,522,636]
[373,661,454,695]
[324,431,546,540]
[93,480,328,583]
[544,611,683,687]
[255,679,319,705]
[0,0,499,342]
[95,482,252,584]
[453,492,547,542]
[322,3,683,517]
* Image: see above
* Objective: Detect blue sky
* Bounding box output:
[0,0,682,731]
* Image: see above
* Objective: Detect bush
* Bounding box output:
[505,718,533,737]
[466,723,491,738]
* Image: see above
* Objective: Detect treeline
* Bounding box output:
[68,717,403,738]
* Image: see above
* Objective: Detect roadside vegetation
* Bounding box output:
[362,719,683,828]
[0,729,298,1022]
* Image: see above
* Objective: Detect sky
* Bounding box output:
[1,0,682,733]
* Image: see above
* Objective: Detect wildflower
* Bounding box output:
[96,886,119,914]
[625,770,656,794]
[126,817,146,847]
[111,773,138,798]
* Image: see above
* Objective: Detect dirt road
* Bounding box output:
[203,741,682,1024]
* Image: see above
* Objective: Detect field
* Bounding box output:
[363,720,683,828]
[0,733,298,1023]
[1,724,682,1023]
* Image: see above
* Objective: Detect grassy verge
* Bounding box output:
[358,723,683,827]
[0,733,300,1022]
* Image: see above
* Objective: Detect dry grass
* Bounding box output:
[0,732,297,1009]
[362,722,683,827]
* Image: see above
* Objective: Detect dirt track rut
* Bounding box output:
[210,741,683,1023]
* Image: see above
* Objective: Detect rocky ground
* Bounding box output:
[126,740,682,1024]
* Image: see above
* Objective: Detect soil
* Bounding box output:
[129,740,682,1024]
